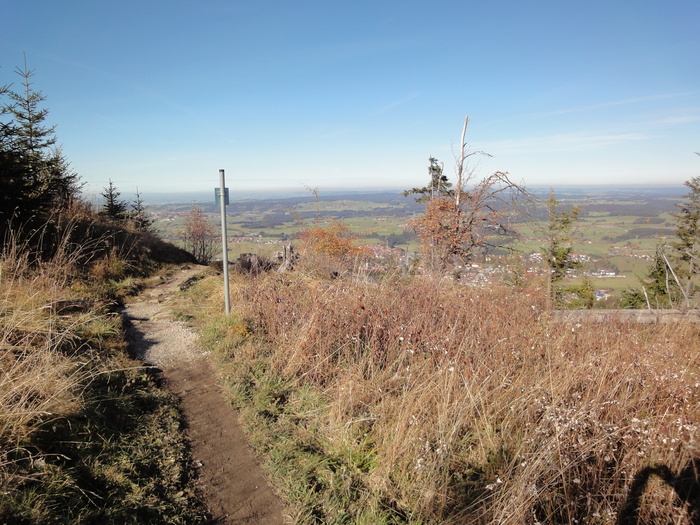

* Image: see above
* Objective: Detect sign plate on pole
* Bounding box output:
[215,187,229,206]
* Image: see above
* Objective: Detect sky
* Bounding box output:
[1,1,699,199]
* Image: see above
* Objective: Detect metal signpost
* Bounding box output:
[217,169,231,315]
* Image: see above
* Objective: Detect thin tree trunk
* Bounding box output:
[455,116,469,208]
[641,286,652,311]
[661,252,690,308]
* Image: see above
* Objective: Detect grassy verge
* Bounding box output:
[1,225,206,524]
[182,252,700,524]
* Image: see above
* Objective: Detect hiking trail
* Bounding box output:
[123,264,286,524]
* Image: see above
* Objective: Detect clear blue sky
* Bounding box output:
[2,1,699,198]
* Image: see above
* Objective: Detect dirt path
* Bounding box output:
[122,265,287,524]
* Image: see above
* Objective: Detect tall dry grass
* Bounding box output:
[0,227,95,498]
[1,216,205,523]
[203,257,699,524]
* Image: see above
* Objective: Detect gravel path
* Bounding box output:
[123,265,286,524]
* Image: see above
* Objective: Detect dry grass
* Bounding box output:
[193,252,700,524]
[0,218,205,523]
[1,233,92,459]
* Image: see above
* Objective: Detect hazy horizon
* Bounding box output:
[78,182,689,206]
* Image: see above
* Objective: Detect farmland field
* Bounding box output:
[147,184,687,302]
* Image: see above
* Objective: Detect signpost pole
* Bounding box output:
[219,169,231,315]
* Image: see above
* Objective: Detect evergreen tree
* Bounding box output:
[0,80,39,229]
[620,249,682,309]
[623,173,700,309]
[5,60,57,174]
[35,146,80,211]
[542,191,580,308]
[100,179,128,222]
[0,58,80,234]
[130,189,155,232]
[402,157,452,202]
[671,175,700,299]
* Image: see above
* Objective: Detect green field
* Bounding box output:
[148,185,687,300]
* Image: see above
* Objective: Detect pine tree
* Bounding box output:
[130,189,155,232]
[671,175,700,299]
[0,57,80,233]
[6,59,57,176]
[100,179,128,222]
[623,173,700,309]
[0,79,40,228]
[402,157,452,202]
[620,249,682,309]
[542,191,580,308]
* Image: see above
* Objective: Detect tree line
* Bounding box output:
[0,57,220,267]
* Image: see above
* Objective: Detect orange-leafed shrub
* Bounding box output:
[298,220,369,258]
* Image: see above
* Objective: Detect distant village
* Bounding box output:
[148,188,678,305]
